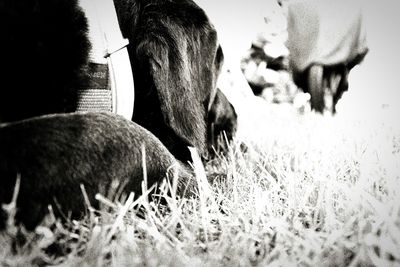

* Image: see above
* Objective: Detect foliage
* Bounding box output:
[1,104,399,266]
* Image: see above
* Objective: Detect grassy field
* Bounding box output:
[1,97,399,266]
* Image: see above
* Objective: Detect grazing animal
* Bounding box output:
[114,0,225,161]
[0,112,194,230]
[0,0,232,161]
[0,0,236,229]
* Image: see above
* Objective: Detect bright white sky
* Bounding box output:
[346,0,400,112]
[195,0,285,65]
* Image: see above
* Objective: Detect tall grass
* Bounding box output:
[1,103,399,266]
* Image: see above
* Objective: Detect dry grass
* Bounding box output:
[1,101,399,266]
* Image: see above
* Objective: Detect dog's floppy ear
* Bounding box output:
[138,18,221,157]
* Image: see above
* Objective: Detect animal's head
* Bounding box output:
[130,0,227,161]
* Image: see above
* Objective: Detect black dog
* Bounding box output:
[0,0,231,161]
[0,0,235,229]
[114,0,225,161]
[0,112,194,230]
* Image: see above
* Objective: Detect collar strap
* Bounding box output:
[78,0,135,120]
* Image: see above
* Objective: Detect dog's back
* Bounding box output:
[0,112,194,230]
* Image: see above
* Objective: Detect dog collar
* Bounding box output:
[77,0,135,120]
